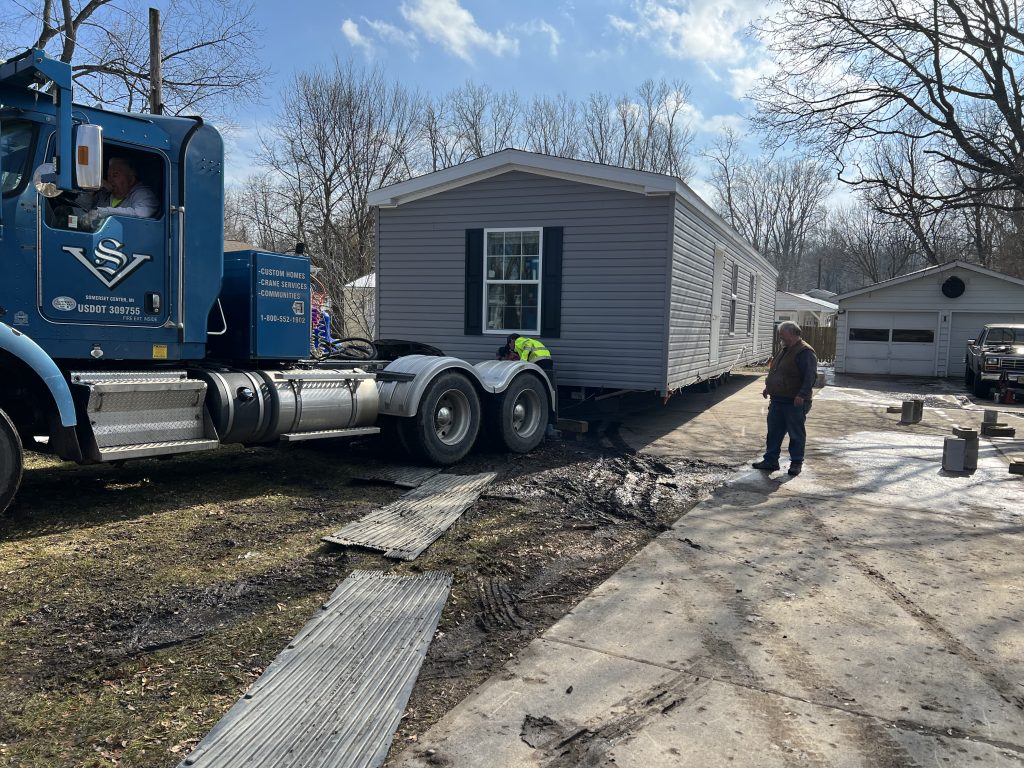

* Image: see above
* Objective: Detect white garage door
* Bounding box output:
[948,311,1024,374]
[845,311,938,376]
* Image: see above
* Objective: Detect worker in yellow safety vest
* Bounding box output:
[505,334,552,367]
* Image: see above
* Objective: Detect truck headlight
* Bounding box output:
[984,357,1001,369]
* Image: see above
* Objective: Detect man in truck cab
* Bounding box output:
[80,155,158,224]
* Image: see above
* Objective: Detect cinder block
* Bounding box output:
[900,400,922,424]
[886,405,903,414]
[942,437,967,472]
[983,409,999,424]
[952,426,978,440]
[1009,462,1024,476]
[982,424,1016,438]
[814,372,826,389]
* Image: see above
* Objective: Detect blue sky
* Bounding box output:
[227,0,774,191]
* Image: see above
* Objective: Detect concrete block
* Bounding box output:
[1009,462,1024,476]
[900,399,923,424]
[952,426,978,440]
[982,424,1016,438]
[942,437,967,472]
[814,372,826,389]
[951,428,980,471]
[983,409,999,424]
[886,405,903,414]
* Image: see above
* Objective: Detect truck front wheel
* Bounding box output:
[0,409,24,514]
[401,373,481,465]
[490,374,548,453]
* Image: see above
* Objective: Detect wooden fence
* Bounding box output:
[775,325,837,363]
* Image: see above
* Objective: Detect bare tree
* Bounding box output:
[258,60,421,301]
[704,134,833,288]
[751,0,1024,209]
[827,203,924,285]
[447,82,522,160]
[523,93,581,157]
[0,0,268,121]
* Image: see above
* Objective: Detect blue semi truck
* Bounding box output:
[0,49,554,513]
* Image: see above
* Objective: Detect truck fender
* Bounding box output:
[0,323,77,427]
[377,355,555,418]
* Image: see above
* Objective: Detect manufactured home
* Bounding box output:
[367,150,778,396]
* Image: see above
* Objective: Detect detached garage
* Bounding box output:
[835,261,1024,377]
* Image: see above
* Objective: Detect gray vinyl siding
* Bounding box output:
[835,266,1024,376]
[376,171,672,391]
[666,195,777,391]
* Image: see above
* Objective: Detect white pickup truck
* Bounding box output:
[965,324,1024,397]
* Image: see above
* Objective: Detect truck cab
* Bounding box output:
[965,324,1024,397]
[0,49,554,515]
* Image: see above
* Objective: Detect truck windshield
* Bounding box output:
[987,328,1023,344]
[1,119,35,196]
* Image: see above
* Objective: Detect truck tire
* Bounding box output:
[402,373,481,465]
[489,374,548,454]
[965,365,974,387]
[973,374,991,398]
[0,409,24,514]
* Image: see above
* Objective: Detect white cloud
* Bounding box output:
[609,0,763,65]
[341,19,374,57]
[400,0,518,62]
[365,18,420,54]
[679,102,747,135]
[514,20,562,57]
[728,56,775,99]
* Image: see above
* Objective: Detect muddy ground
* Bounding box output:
[0,426,730,767]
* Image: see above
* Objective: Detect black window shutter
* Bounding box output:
[465,229,484,335]
[541,226,563,338]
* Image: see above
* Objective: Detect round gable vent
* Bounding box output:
[942,276,966,298]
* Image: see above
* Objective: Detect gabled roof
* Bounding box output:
[367,149,776,276]
[836,260,1024,302]
[775,291,838,312]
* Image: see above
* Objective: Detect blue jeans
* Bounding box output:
[764,399,812,464]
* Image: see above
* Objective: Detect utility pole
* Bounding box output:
[148,7,164,115]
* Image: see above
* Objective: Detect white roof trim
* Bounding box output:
[836,260,1024,302]
[368,148,778,279]
[775,291,838,312]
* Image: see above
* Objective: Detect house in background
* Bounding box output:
[367,149,778,395]
[834,260,1024,377]
[775,291,838,328]
[341,273,376,339]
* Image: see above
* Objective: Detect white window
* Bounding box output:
[484,228,541,333]
[728,262,739,334]
[746,274,755,335]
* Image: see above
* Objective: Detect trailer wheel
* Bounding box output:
[490,374,548,453]
[0,409,24,514]
[403,373,481,465]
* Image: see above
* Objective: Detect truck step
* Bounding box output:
[98,439,220,461]
[279,427,381,442]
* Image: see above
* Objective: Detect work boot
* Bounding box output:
[788,462,803,476]
[752,459,780,472]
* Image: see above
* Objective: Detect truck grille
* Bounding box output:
[1001,358,1024,371]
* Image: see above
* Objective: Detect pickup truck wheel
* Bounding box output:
[0,409,24,514]
[490,374,548,453]
[403,373,481,465]
[965,365,974,387]
[972,374,991,398]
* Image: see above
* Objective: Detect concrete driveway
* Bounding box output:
[397,375,1024,767]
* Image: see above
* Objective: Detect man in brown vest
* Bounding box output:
[753,321,817,476]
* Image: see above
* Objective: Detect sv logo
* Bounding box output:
[63,239,152,289]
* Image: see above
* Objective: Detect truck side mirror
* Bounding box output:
[967,338,976,345]
[74,124,103,190]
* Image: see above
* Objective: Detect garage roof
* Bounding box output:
[836,260,1024,302]
[776,291,838,312]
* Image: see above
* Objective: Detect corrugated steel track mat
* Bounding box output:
[350,464,442,488]
[323,472,497,560]
[179,570,452,768]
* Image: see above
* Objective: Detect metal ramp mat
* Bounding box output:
[179,570,452,768]
[350,464,442,489]
[323,472,496,560]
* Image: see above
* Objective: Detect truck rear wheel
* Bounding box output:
[402,373,481,465]
[0,409,24,514]
[490,374,548,453]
